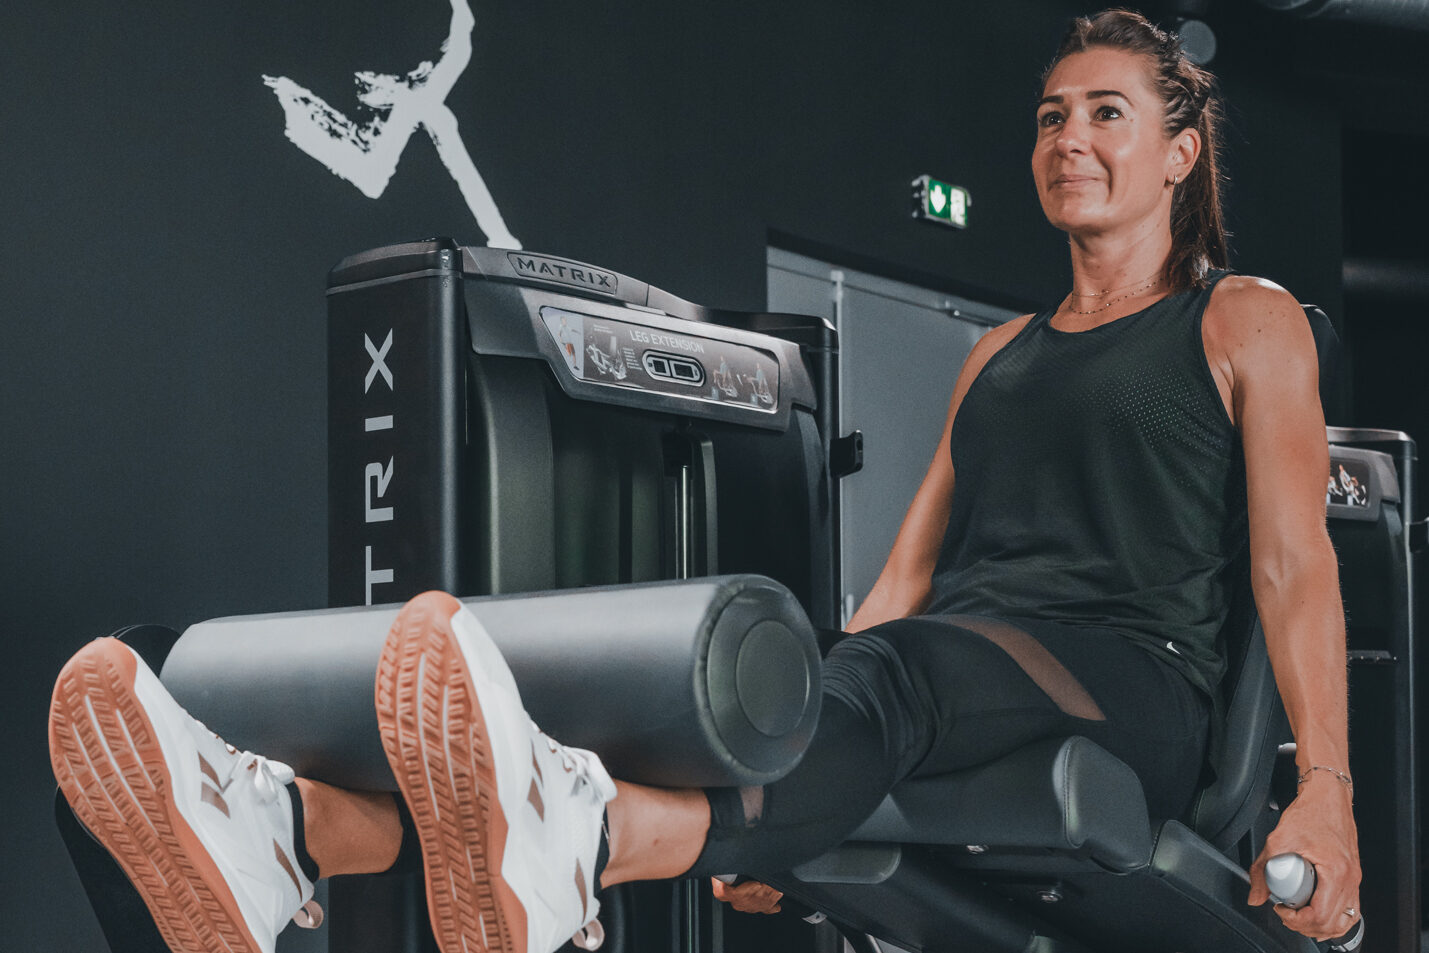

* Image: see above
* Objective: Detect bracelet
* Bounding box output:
[1297,765,1354,792]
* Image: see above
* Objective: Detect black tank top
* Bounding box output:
[926,271,1246,699]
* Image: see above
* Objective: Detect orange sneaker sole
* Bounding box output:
[376,591,529,953]
[48,638,263,953]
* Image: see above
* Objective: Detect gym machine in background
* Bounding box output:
[324,238,857,953]
[326,239,847,623]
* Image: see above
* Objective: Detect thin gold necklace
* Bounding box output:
[1064,273,1163,316]
[1070,267,1164,298]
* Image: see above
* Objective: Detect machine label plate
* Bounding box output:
[509,253,618,294]
[539,306,779,413]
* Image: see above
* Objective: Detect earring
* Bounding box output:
[1171,173,1181,186]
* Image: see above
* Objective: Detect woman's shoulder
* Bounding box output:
[1206,273,1300,319]
[1204,274,1308,343]
[1203,274,1318,380]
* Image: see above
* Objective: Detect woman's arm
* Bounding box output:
[1206,277,1360,940]
[846,315,1031,633]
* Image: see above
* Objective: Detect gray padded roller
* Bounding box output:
[161,574,820,791]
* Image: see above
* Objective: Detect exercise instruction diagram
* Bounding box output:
[262,0,520,248]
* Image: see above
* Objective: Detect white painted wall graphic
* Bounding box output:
[263,0,521,248]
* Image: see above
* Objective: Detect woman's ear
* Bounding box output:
[1168,127,1203,185]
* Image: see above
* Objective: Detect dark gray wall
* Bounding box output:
[3,1,1351,947]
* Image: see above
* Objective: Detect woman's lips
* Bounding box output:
[1052,175,1099,187]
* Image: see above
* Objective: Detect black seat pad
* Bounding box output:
[848,736,1153,872]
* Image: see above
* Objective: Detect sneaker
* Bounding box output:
[49,637,321,953]
[376,591,617,953]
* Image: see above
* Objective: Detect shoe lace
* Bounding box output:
[233,752,296,803]
[538,726,617,804]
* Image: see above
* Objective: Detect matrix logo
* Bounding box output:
[363,329,396,605]
[509,253,618,294]
[262,0,520,249]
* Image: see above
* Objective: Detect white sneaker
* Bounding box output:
[49,637,321,953]
[376,591,617,953]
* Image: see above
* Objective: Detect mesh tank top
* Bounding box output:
[926,271,1246,699]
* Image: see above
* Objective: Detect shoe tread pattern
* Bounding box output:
[48,639,261,953]
[376,592,528,953]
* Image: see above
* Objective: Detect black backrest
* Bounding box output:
[1303,304,1342,421]
[1184,550,1286,851]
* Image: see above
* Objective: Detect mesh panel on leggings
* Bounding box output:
[941,614,1106,721]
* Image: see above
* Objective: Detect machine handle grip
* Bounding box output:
[1265,852,1316,908]
[1263,853,1364,952]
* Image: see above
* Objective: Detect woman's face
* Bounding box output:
[1033,47,1191,239]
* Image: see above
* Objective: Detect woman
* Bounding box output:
[49,10,1360,953]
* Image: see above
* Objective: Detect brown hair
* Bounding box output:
[1043,9,1229,290]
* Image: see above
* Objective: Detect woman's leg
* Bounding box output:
[683,616,1101,879]
[681,615,1209,879]
[593,616,1121,890]
[302,611,1206,891]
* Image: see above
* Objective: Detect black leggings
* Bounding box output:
[691,615,1210,878]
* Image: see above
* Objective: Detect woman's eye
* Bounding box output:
[1095,105,1123,120]
[1037,111,1063,127]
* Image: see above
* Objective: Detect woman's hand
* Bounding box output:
[1247,776,1361,940]
[710,877,784,915]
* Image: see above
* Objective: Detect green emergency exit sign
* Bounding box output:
[912,174,970,229]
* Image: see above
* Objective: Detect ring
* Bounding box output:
[1344,907,1358,918]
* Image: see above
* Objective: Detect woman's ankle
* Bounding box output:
[293,778,404,877]
[599,781,710,888]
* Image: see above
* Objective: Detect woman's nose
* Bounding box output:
[1053,114,1090,155]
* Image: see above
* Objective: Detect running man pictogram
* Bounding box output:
[262,0,521,248]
